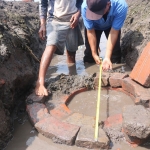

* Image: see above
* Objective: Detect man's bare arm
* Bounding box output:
[102,28,120,70]
[39,18,46,40]
[87,29,101,64]
[70,10,81,29]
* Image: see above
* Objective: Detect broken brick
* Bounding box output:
[130,42,150,87]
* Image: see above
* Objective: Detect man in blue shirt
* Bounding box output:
[81,0,128,70]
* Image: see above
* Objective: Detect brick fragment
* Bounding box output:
[109,72,128,88]
[66,88,88,103]
[75,125,109,149]
[50,104,72,120]
[60,88,88,104]
[122,77,150,106]
[122,105,150,139]
[35,116,80,145]
[26,103,49,125]
[104,114,123,128]
[59,95,69,104]
[94,72,110,88]
[103,114,124,142]
[130,42,150,87]
[121,77,136,96]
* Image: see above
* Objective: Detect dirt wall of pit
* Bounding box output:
[121,0,150,68]
[0,1,45,149]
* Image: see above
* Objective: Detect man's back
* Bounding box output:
[81,0,128,30]
[40,0,79,22]
[52,0,78,21]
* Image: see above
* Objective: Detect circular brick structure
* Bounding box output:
[26,72,150,149]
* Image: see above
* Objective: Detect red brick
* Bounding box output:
[121,77,137,97]
[103,114,124,142]
[66,88,88,103]
[130,42,150,87]
[60,95,69,103]
[122,77,150,106]
[75,125,110,149]
[50,104,72,120]
[35,116,80,145]
[60,88,88,104]
[94,72,110,89]
[109,72,128,88]
[26,103,49,125]
[104,114,123,128]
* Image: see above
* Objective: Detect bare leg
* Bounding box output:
[66,50,76,64]
[68,64,77,75]
[66,50,77,75]
[35,45,56,96]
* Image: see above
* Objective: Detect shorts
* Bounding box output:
[46,20,84,55]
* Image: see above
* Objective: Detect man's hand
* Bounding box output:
[70,10,80,29]
[39,24,46,40]
[102,57,112,71]
[92,54,101,64]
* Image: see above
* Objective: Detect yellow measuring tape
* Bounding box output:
[94,59,102,141]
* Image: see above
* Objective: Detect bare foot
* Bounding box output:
[35,82,48,96]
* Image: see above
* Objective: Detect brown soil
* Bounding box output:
[121,0,150,68]
[0,1,44,149]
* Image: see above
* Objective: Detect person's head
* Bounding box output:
[86,0,111,20]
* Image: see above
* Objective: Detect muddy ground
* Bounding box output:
[0,0,150,149]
